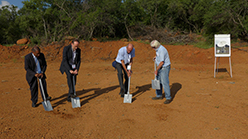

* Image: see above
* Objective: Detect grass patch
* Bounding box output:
[137,40,150,44]
[168,42,185,46]
[217,75,224,79]
[3,44,14,47]
[12,58,17,63]
[2,44,26,47]
[191,41,213,49]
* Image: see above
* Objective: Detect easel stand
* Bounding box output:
[214,57,232,78]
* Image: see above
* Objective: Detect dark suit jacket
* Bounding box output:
[59,44,81,74]
[24,52,47,84]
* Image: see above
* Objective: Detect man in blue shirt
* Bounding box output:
[24,46,51,107]
[151,40,172,104]
[115,43,135,97]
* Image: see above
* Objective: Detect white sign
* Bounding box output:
[214,34,231,57]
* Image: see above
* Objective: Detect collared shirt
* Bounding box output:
[32,53,42,73]
[155,45,171,68]
[115,46,135,64]
[69,47,76,69]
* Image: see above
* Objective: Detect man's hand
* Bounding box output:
[153,56,156,61]
[39,73,44,78]
[154,70,158,76]
[74,69,78,75]
[127,70,132,77]
[35,73,40,78]
[70,70,78,74]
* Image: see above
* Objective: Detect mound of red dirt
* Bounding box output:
[0,40,248,67]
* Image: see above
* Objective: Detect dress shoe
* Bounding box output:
[32,102,37,108]
[152,96,163,100]
[119,90,124,95]
[121,91,127,97]
[67,98,71,102]
[164,99,172,104]
[46,96,51,100]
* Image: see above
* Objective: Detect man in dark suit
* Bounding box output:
[24,46,51,108]
[59,39,81,102]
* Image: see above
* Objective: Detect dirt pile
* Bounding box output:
[0,40,248,67]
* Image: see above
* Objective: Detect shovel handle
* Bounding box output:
[72,75,76,95]
[127,76,131,95]
[38,78,47,101]
[154,62,157,79]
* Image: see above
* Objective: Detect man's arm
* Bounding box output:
[129,58,133,66]
[155,50,165,75]
[154,61,164,76]
[121,60,131,77]
[121,60,128,72]
[76,49,81,71]
[40,53,47,73]
[156,61,164,71]
[62,46,72,72]
[24,55,36,77]
[38,53,47,78]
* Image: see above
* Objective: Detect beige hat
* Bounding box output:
[150,40,161,48]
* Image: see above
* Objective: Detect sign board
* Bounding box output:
[214,34,231,57]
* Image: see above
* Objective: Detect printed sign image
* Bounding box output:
[214,34,231,57]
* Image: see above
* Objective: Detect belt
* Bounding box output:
[160,64,170,69]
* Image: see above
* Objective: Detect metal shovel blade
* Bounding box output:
[123,94,132,103]
[71,97,81,108]
[152,79,160,90]
[38,78,53,111]
[152,62,161,90]
[42,100,53,111]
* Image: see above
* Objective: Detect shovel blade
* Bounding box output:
[123,94,132,103]
[42,101,53,111]
[152,79,160,90]
[71,97,81,108]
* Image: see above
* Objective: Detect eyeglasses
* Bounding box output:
[152,47,156,49]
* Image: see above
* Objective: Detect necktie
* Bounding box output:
[34,57,41,73]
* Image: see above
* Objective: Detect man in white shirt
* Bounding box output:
[115,44,135,97]
[151,40,172,104]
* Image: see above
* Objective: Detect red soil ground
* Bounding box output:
[0,40,248,138]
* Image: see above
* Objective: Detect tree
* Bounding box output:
[203,0,248,40]
[0,5,21,44]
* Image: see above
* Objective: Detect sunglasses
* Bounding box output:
[152,46,156,49]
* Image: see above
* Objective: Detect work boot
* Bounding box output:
[152,96,163,100]
[164,99,172,104]
[32,102,37,108]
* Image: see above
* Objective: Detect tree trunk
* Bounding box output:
[42,17,48,40]
[124,13,133,41]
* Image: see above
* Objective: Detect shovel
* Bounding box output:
[124,76,132,103]
[152,62,160,90]
[71,75,81,108]
[38,78,53,111]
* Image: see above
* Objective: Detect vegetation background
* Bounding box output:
[0,0,248,46]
